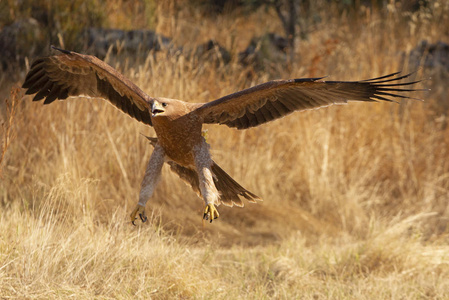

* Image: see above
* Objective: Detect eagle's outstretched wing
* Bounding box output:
[22,46,153,125]
[196,72,423,129]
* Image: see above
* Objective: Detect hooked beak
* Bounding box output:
[151,102,165,117]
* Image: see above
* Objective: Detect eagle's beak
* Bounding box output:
[151,102,165,117]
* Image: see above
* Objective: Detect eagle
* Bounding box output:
[22,46,422,224]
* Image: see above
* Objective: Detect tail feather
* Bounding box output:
[211,163,262,207]
[142,134,262,207]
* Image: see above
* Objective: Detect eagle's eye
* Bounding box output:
[162,102,167,107]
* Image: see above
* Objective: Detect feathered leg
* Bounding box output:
[130,143,165,225]
[193,140,220,222]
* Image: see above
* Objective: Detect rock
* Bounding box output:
[408,40,449,72]
[0,18,45,72]
[84,27,172,59]
[193,39,231,65]
[238,33,288,71]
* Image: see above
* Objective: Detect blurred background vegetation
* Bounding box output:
[0,0,440,75]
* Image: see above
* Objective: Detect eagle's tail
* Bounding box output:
[142,134,262,207]
[210,162,261,207]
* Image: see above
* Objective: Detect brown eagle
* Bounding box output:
[22,46,422,224]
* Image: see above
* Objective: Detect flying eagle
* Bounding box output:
[22,46,422,224]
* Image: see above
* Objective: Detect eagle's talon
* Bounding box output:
[130,204,146,225]
[139,213,147,223]
[203,203,219,223]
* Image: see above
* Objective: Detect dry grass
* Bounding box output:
[1,1,449,298]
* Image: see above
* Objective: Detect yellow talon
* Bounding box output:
[130,204,147,225]
[203,203,219,223]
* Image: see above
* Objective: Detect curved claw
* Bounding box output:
[130,204,147,226]
[203,203,219,223]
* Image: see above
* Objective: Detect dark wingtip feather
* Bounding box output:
[43,84,62,104]
[28,58,45,70]
[32,80,53,102]
[22,60,45,89]
[24,74,49,95]
[364,70,421,84]
[361,71,402,82]
[365,70,426,102]
[32,92,47,102]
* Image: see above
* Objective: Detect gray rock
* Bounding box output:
[84,27,172,58]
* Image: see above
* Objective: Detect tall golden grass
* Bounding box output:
[1,1,449,298]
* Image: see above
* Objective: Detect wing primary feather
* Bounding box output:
[360,71,402,82]
[29,57,45,68]
[363,72,415,84]
[24,59,45,79]
[59,88,69,100]
[33,81,53,101]
[25,75,49,95]
[375,87,426,92]
[22,68,46,89]
[44,84,62,104]
[374,91,415,99]
[370,95,393,102]
[375,81,421,87]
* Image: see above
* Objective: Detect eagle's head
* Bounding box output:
[151,98,188,120]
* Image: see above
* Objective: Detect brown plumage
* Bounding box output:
[144,135,260,207]
[22,46,423,224]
